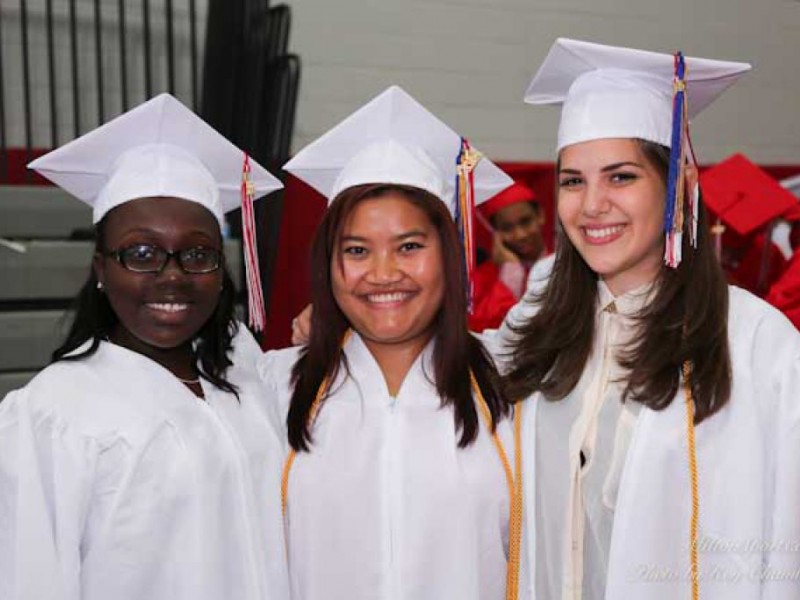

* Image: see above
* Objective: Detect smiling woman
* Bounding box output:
[0,95,290,600]
[556,138,671,297]
[491,38,800,600]
[94,198,227,383]
[330,190,445,366]
[257,86,520,600]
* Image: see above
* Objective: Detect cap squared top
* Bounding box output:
[524,38,751,151]
[283,85,513,214]
[29,93,283,225]
[701,154,798,235]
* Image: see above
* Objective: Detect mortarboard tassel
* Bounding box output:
[454,138,482,311]
[683,98,700,252]
[664,51,692,268]
[241,154,267,332]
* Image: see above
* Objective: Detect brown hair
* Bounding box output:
[503,140,731,423]
[288,184,510,451]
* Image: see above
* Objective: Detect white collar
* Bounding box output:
[596,279,656,317]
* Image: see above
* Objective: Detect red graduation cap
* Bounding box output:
[479,182,538,220]
[785,204,800,223]
[700,154,798,236]
[781,175,800,223]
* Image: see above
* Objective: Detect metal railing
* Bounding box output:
[0,0,202,182]
[0,0,300,183]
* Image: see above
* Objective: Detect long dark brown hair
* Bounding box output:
[504,140,731,423]
[288,183,510,451]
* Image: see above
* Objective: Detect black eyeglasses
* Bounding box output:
[103,244,223,274]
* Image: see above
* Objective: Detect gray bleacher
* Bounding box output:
[0,186,242,398]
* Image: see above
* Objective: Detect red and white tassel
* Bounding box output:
[241,154,267,331]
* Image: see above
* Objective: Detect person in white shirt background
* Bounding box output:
[258,85,524,600]
[0,94,290,600]
[497,38,800,600]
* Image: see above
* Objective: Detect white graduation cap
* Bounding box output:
[28,93,282,331]
[28,93,283,227]
[283,85,513,213]
[524,38,751,151]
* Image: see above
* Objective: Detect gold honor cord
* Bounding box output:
[280,380,325,519]
[281,331,353,516]
[471,371,524,600]
[683,360,700,600]
[281,361,524,600]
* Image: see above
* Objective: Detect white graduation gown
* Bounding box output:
[491,284,800,600]
[258,333,514,600]
[0,327,290,600]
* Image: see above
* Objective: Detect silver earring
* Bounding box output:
[97,281,104,291]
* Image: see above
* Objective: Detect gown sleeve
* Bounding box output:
[229,321,267,371]
[754,310,800,599]
[0,387,105,600]
[255,347,303,442]
[476,261,551,369]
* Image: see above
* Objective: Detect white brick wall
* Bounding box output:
[2,0,798,164]
[283,0,800,164]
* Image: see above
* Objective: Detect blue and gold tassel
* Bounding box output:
[663,51,698,268]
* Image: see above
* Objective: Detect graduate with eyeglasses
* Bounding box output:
[0,95,290,600]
